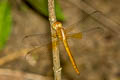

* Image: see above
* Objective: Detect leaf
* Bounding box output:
[0,0,12,50]
[25,0,65,21]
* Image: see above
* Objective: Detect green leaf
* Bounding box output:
[25,0,65,21]
[0,0,12,50]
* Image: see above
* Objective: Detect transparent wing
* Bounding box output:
[65,17,88,33]
[64,12,105,41]
[25,42,52,65]
[24,42,53,76]
[65,12,105,34]
[66,27,103,39]
[65,10,99,33]
[22,33,51,49]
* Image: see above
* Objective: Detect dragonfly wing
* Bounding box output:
[24,42,53,76]
[65,15,89,33]
[22,33,51,49]
[65,13,105,34]
[66,27,103,39]
[25,42,52,65]
[65,11,101,33]
[66,26,105,49]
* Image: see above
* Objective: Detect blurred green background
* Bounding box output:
[0,0,12,50]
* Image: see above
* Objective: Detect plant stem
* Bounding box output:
[48,0,61,80]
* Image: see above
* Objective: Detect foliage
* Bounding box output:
[0,0,12,50]
[25,0,65,21]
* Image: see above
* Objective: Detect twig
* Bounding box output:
[0,68,52,80]
[48,0,61,80]
[0,49,27,66]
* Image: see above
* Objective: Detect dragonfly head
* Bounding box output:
[52,21,62,30]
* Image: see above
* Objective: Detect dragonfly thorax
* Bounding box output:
[52,21,62,30]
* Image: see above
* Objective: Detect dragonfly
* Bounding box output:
[23,15,104,75]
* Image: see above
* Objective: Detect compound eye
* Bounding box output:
[52,21,62,30]
[58,23,62,27]
[55,22,62,28]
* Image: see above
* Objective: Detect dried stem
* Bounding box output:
[0,68,52,80]
[48,0,61,80]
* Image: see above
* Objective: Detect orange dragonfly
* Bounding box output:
[23,16,104,75]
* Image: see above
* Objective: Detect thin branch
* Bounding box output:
[0,68,52,80]
[48,0,61,80]
[0,49,27,66]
